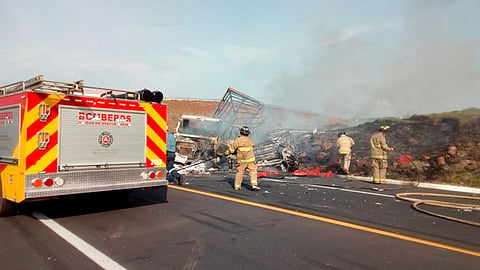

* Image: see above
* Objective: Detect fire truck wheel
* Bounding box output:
[0,185,17,216]
[158,185,168,203]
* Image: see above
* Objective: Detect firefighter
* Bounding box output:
[336,132,355,174]
[224,126,260,191]
[369,125,394,184]
[166,128,183,185]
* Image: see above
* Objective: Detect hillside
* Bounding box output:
[313,108,480,187]
[162,99,218,132]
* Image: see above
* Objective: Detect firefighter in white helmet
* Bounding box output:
[336,132,355,174]
[369,125,394,184]
[224,126,260,191]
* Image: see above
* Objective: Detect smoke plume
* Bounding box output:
[265,1,480,120]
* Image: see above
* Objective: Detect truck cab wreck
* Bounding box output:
[175,115,229,167]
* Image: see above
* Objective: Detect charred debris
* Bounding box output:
[173,88,480,187]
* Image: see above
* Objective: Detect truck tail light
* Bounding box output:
[32,177,63,188]
[141,171,163,180]
[55,177,65,186]
[43,178,54,187]
[32,178,43,188]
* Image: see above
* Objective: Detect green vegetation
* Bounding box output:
[439,172,480,188]
[427,107,480,125]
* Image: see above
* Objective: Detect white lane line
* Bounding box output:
[32,211,126,270]
[309,184,396,198]
[266,178,396,198]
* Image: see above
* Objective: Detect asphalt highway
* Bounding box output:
[0,174,479,269]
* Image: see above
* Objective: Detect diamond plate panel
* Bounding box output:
[25,168,167,199]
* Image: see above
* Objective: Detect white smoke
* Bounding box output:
[264,1,480,119]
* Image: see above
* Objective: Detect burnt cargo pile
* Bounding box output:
[254,109,480,187]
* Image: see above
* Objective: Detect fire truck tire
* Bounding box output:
[0,184,17,216]
[0,198,16,216]
[158,185,168,203]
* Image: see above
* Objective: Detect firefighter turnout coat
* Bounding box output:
[224,135,255,163]
[224,134,258,190]
[337,134,355,154]
[369,132,391,159]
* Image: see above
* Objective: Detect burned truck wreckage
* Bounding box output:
[172,87,316,175]
[171,88,480,187]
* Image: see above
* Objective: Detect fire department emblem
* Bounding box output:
[98,131,113,147]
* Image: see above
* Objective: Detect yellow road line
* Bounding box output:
[168,185,480,257]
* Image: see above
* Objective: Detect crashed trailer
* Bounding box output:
[212,87,265,140]
[212,87,296,172]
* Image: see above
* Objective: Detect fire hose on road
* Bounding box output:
[395,192,480,227]
[173,155,222,172]
[173,152,480,228]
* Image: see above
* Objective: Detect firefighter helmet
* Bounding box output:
[239,126,250,136]
[379,125,390,132]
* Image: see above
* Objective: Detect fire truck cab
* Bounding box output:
[0,75,168,216]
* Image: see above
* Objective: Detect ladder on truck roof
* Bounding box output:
[0,75,86,95]
[0,75,164,103]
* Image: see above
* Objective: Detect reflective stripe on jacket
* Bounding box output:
[370,132,391,159]
[225,135,256,163]
[336,135,354,154]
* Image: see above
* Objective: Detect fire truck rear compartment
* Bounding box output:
[58,106,146,169]
[20,105,169,199]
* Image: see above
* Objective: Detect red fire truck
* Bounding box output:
[0,75,168,216]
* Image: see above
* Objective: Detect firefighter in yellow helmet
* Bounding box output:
[370,125,394,184]
[224,126,260,191]
[336,132,355,174]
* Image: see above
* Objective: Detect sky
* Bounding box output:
[1,0,480,119]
